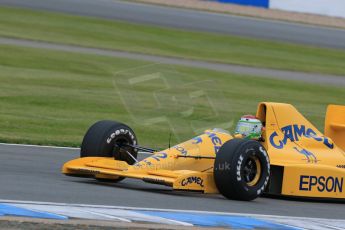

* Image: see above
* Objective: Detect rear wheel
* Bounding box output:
[80,120,138,182]
[214,139,270,201]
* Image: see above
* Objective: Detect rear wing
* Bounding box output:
[325,104,345,151]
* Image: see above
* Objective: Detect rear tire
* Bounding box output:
[214,139,270,201]
[80,120,138,182]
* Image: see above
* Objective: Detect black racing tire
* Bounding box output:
[80,120,138,182]
[214,139,270,201]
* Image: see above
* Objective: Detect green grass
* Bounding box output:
[1,7,345,76]
[1,45,344,148]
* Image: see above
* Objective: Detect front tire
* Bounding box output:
[80,120,138,182]
[214,139,270,201]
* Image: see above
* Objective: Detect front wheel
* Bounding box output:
[80,120,138,182]
[214,139,270,201]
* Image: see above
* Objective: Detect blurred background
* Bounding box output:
[0,0,344,149]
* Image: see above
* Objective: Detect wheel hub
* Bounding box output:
[243,156,261,186]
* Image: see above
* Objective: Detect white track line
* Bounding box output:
[0,143,79,150]
[0,143,152,155]
[79,209,132,222]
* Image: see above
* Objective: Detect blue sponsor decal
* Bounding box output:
[150,152,168,161]
[192,136,202,144]
[293,147,317,163]
[141,159,152,166]
[299,175,343,193]
[173,145,188,156]
[216,0,269,8]
[136,152,168,167]
[205,131,222,154]
[269,124,334,149]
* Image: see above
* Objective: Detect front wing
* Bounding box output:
[63,157,218,193]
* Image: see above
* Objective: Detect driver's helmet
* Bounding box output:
[235,115,263,139]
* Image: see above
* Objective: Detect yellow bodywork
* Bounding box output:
[63,102,345,199]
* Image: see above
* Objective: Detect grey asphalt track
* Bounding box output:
[1,37,345,86]
[0,0,345,49]
[1,144,344,219]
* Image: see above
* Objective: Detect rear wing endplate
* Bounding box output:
[325,104,345,151]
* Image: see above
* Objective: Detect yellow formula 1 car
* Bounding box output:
[63,102,345,201]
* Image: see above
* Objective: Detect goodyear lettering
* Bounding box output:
[236,155,244,181]
[270,125,333,149]
[299,175,343,193]
[257,147,270,195]
[181,176,204,187]
[205,131,223,154]
[106,129,137,145]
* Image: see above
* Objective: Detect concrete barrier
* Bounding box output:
[270,0,345,18]
[214,0,345,18]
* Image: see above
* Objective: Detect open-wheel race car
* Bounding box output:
[63,102,345,201]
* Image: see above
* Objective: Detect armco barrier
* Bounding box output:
[215,0,345,18]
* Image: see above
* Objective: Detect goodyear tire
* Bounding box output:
[214,139,270,201]
[80,120,138,182]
